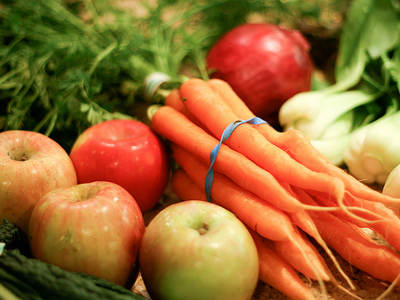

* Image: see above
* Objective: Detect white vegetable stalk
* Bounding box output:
[383,164,400,215]
[383,164,400,197]
[310,111,355,165]
[344,112,400,184]
[279,89,376,140]
[278,87,377,166]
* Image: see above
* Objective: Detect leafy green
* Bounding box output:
[279,0,400,178]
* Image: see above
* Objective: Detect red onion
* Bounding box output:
[206,23,313,120]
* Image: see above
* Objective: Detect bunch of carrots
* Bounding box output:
[148,78,400,300]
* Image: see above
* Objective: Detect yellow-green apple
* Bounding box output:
[29,181,145,287]
[69,119,169,212]
[0,130,77,232]
[139,200,259,300]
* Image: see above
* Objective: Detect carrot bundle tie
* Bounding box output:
[205,116,267,202]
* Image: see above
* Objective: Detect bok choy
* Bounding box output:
[279,0,400,185]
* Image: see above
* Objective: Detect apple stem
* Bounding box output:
[197,223,209,235]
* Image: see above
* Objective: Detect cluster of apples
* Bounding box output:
[0,119,259,300]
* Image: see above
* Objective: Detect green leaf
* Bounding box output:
[335,0,374,85]
[364,0,400,59]
[335,0,399,87]
[383,49,400,93]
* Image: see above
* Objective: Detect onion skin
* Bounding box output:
[206,23,313,120]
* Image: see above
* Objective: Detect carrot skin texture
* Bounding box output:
[171,144,296,241]
[165,89,202,126]
[273,229,331,281]
[294,187,400,284]
[312,212,400,284]
[208,78,400,209]
[310,190,400,253]
[150,106,304,213]
[251,232,316,300]
[171,168,208,202]
[180,78,344,204]
[165,89,186,113]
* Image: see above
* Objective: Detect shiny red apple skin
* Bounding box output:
[29,181,145,287]
[69,119,170,212]
[0,130,77,232]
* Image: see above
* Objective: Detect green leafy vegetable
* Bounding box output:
[279,0,400,183]
[344,109,400,184]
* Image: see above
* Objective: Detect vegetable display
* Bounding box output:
[1,0,400,299]
[149,78,400,299]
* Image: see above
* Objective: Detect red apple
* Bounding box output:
[69,119,170,212]
[0,130,77,232]
[139,200,259,300]
[29,181,145,287]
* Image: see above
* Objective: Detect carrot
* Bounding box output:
[179,78,345,206]
[171,168,208,202]
[165,89,186,114]
[171,145,297,241]
[273,229,331,282]
[283,184,355,290]
[250,231,316,300]
[306,189,400,253]
[165,89,202,126]
[208,78,400,210]
[294,187,400,284]
[149,105,316,213]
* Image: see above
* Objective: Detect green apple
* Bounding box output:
[139,200,259,300]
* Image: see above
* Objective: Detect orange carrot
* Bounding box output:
[165,89,186,114]
[165,89,202,126]
[312,190,400,253]
[250,231,316,300]
[282,184,355,290]
[179,78,344,205]
[273,229,331,282]
[294,187,400,284]
[171,145,296,241]
[149,105,310,213]
[208,78,400,210]
[171,168,208,202]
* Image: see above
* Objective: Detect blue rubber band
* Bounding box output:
[205,117,267,202]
